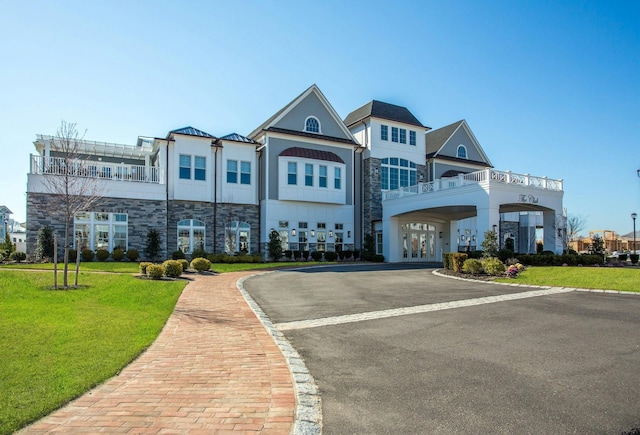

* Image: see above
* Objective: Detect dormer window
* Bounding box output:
[305,116,321,133]
[457,145,468,159]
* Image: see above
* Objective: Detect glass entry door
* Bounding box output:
[401,223,437,262]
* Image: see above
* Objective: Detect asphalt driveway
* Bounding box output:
[243,264,640,434]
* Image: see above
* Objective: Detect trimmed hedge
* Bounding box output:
[482,257,506,276]
[126,249,140,262]
[111,249,125,261]
[324,251,337,262]
[162,260,183,278]
[147,264,165,280]
[190,257,211,272]
[178,259,189,272]
[462,258,483,274]
[81,249,94,262]
[96,249,110,262]
[139,262,153,275]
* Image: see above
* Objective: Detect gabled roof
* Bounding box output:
[279,147,344,163]
[425,119,493,167]
[344,100,426,129]
[425,120,464,155]
[219,133,258,144]
[168,126,216,139]
[248,84,357,144]
[0,206,12,216]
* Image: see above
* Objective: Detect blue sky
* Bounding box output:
[1,0,639,236]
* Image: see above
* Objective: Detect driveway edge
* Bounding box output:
[238,273,322,435]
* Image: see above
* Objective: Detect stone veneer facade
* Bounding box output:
[26,193,168,260]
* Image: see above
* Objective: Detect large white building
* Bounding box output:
[26,85,565,262]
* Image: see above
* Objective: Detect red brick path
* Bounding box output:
[20,272,295,434]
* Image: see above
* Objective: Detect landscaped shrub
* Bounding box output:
[178,259,189,271]
[618,253,628,262]
[302,250,310,261]
[95,249,110,262]
[190,257,211,272]
[162,260,183,278]
[284,250,293,260]
[126,249,140,262]
[324,251,337,262]
[9,251,27,262]
[451,253,468,272]
[147,264,165,280]
[462,258,483,274]
[631,254,639,265]
[81,249,94,262]
[139,262,153,275]
[172,250,185,260]
[497,249,514,263]
[35,225,54,261]
[111,249,125,261]
[310,251,322,261]
[482,257,506,276]
[191,248,207,259]
[372,254,385,262]
[294,250,302,260]
[68,249,77,262]
[145,229,162,262]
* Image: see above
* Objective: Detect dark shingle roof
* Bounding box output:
[168,126,216,139]
[219,133,257,144]
[279,147,345,163]
[344,100,425,128]
[425,120,464,155]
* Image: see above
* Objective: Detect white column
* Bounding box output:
[476,206,500,249]
[543,211,563,254]
[382,216,400,262]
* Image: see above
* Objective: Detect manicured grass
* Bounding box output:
[0,261,140,273]
[0,270,186,434]
[496,266,640,292]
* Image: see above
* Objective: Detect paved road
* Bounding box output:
[243,264,640,434]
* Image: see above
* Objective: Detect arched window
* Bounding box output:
[304,116,321,133]
[457,145,468,159]
[177,219,205,254]
[225,221,250,254]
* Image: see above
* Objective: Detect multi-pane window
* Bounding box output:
[227,160,238,183]
[399,129,406,144]
[298,230,308,252]
[381,125,388,141]
[288,162,297,185]
[279,230,289,251]
[305,117,320,133]
[225,221,250,254]
[305,164,313,186]
[240,161,251,184]
[317,223,326,229]
[317,230,326,252]
[335,223,344,230]
[381,158,418,190]
[194,156,206,181]
[409,131,416,146]
[74,212,128,252]
[457,145,468,159]
[299,222,308,229]
[179,154,191,179]
[391,127,399,142]
[178,219,205,254]
[319,165,327,188]
[334,167,341,189]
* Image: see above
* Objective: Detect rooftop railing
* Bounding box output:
[30,155,164,184]
[383,168,563,201]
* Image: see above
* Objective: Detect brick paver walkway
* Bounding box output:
[20,272,295,434]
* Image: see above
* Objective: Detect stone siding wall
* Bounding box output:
[362,157,382,236]
[26,193,168,260]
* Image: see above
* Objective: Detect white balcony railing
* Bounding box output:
[383,168,562,201]
[30,155,164,184]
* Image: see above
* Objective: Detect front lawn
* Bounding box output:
[496,266,640,292]
[0,270,186,434]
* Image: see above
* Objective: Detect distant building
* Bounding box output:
[0,206,12,242]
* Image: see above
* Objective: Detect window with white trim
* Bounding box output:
[319,165,327,188]
[74,212,128,252]
[194,156,206,181]
[457,145,468,159]
[399,128,406,144]
[391,127,399,142]
[305,116,321,133]
[305,164,313,186]
[178,219,205,254]
[179,154,191,179]
[381,125,388,141]
[227,160,238,183]
[225,221,250,254]
[381,158,417,190]
[288,162,297,185]
[409,131,416,146]
[240,161,251,185]
[334,167,341,189]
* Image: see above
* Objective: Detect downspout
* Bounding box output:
[213,139,219,253]
[257,143,264,256]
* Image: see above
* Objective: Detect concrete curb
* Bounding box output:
[237,273,322,435]
[432,268,640,295]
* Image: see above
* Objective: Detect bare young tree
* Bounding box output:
[41,121,103,288]
[566,214,587,252]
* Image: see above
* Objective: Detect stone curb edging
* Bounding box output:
[237,273,322,435]
[432,268,640,295]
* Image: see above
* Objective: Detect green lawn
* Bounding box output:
[0,261,140,273]
[496,266,640,292]
[0,270,186,435]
